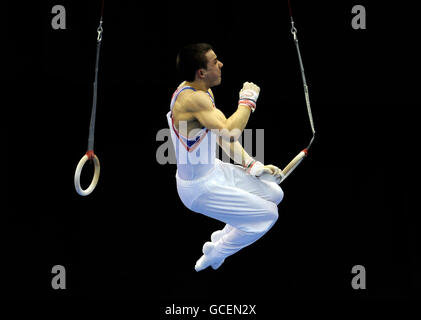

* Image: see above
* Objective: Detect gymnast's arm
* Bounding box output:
[217,137,252,166]
[217,137,283,178]
[188,91,251,142]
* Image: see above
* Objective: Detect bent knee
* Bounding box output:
[274,187,284,205]
[264,203,279,231]
[267,204,279,227]
[246,203,279,234]
[259,176,285,205]
[268,184,284,205]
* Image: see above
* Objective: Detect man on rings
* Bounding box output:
[166,43,284,271]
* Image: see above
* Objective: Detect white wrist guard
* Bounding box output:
[239,89,259,113]
[244,158,264,176]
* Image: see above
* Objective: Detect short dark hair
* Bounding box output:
[176,43,213,82]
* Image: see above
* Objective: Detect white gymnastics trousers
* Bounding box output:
[176,158,284,262]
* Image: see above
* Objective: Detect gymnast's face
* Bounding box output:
[202,50,223,87]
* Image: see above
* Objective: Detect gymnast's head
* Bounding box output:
[176,43,223,88]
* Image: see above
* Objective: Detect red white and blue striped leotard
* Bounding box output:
[166,85,217,180]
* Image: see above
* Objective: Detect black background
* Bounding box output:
[6,0,420,308]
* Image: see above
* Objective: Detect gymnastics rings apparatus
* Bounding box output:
[73,1,311,193]
[279,0,316,183]
[74,1,104,196]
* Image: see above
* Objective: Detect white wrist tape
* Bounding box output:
[239,89,259,112]
[244,158,264,176]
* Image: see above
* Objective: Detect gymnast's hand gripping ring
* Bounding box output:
[74,150,100,196]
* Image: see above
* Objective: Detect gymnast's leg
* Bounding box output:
[192,184,279,271]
